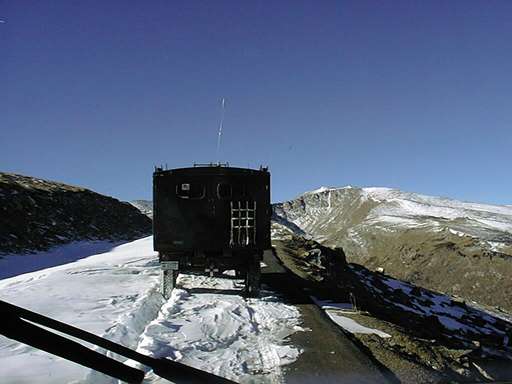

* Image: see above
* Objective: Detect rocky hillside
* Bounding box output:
[272,225,512,383]
[0,173,152,254]
[273,186,512,312]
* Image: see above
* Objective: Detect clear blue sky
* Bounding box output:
[2,1,511,204]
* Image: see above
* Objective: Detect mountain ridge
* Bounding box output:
[0,172,152,254]
[273,185,512,313]
[130,199,153,219]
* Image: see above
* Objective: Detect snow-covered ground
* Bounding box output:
[0,240,121,279]
[0,237,162,384]
[0,237,303,384]
[128,275,303,384]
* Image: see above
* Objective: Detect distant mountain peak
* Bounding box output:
[273,185,512,313]
[130,200,153,219]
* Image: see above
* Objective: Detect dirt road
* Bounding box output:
[261,250,392,384]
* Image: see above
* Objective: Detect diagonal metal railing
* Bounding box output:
[0,300,236,384]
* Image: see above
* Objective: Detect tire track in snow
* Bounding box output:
[83,260,166,384]
[132,273,304,384]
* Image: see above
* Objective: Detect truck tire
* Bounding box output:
[244,258,261,297]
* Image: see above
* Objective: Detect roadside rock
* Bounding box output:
[271,224,346,285]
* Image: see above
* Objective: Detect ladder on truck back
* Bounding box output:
[230,201,256,247]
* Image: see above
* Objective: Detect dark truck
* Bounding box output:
[153,164,271,298]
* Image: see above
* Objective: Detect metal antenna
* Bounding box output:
[216,97,226,163]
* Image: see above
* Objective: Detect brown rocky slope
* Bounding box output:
[272,224,512,383]
[273,186,512,313]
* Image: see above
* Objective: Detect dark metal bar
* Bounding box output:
[238,201,242,245]
[0,300,154,367]
[0,300,236,384]
[253,201,257,245]
[2,315,144,384]
[230,200,234,246]
[152,358,235,384]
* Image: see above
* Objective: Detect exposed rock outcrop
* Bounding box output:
[271,222,346,285]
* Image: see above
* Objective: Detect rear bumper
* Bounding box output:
[159,249,263,271]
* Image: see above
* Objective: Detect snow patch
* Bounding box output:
[306,186,335,194]
[311,296,391,338]
[325,312,391,338]
[0,240,122,280]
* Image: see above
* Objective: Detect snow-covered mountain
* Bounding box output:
[273,186,512,312]
[130,199,153,219]
[0,173,152,254]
